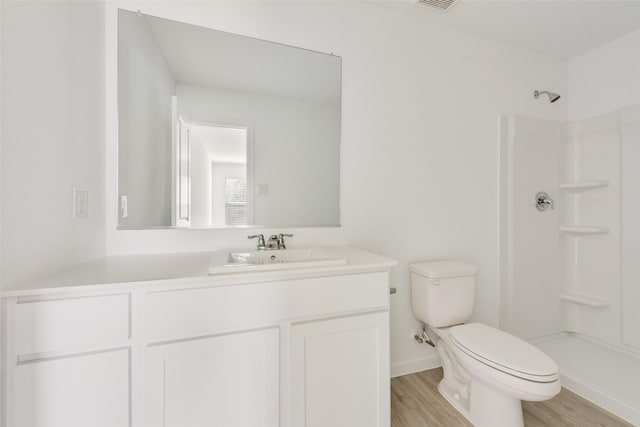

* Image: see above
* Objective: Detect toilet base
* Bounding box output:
[431,326,531,427]
[433,330,473,423]
[437,381,472,423]
[469,378,524,427]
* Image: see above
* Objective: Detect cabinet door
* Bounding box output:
[292,312,390,427]
[147,328,279,427]
[13,349,130,427]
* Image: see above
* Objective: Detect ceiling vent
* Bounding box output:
[417,0,458,11]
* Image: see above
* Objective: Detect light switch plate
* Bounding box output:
[256,184,269,196]
[120,195,128,218]
[73,187,88,219]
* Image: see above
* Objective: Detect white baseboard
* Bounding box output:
[390,355,441,378]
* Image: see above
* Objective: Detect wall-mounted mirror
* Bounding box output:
[118,10,341,229]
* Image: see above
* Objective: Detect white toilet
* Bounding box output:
[410,260,560,427]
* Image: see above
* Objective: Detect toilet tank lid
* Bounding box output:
[410,260,478,278]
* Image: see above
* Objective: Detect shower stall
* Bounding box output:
[500,105,640,425]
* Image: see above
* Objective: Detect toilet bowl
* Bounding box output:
[450,323,560,399]
[451,323,559,426]
[410,261,560,427]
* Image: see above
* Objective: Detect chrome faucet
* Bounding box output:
[249,233,293,250]
[265,233,294,250]
[248,234,266,250]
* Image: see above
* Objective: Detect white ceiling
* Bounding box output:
[190,125,247,164]
[387,0,640,59]
[145,13,341,104]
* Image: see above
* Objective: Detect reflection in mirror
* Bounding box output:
[117,10,341,229]
[188,123,250,228]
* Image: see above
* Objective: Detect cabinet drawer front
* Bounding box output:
[13,349,130,427]
[14,294,130,357]
[147,272,389,341]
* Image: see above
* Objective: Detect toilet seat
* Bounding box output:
[450,323,559,383]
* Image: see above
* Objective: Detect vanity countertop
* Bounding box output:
[1,246,397,298]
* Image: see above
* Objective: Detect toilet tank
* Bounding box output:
[410,260,477,328]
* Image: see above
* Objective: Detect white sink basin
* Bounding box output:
[208,248,347,275]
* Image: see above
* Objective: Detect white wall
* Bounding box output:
[177,83,340,228]
[189,134,212,227]
[1,1,105,288]
[118,10,175,227]
[500,116,563,340]
[568,28,640,121]
[105,1,567,370]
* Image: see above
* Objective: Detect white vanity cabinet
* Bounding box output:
[2,248,395,427]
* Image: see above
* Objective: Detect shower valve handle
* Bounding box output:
[535,192,554,211]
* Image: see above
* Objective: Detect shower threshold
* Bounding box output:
[531,332,640,426]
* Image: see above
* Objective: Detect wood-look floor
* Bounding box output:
[391,368,634,427]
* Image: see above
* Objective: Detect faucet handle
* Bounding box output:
[278,233,293,250]
[247,234,266,250]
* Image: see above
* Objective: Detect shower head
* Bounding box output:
[534,90,561,103]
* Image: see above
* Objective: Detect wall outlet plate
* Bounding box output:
[73,187,88,219]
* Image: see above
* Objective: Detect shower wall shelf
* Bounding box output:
[560,292,610,308]
[560,226,610,235]
[560,180,609,192]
